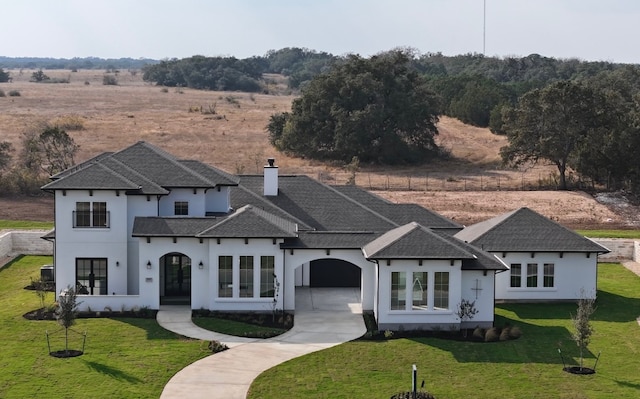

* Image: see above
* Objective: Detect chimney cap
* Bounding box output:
[267,158,276,167]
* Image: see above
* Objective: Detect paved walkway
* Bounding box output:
[158,287,366,399]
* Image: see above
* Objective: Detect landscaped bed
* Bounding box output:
[247,263,640,399]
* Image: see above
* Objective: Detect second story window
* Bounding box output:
[174,201,189,216]
[74,202,109,228]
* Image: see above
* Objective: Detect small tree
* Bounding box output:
[22,126,79,175]
[56,286,80,355]
[455,299,479,337]
[0,141,13,172]
[571,293,596,370]
[31,69,50,82]
[0,68,9,83]
[30,276,48,309]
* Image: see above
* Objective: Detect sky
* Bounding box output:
[2,0,640,64]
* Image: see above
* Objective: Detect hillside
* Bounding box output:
[0,69,634,228]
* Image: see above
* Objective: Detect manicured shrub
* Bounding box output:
[499,326,511,341]
[485,327,500,342]
[472,326,485,340]
[509,325,522,339]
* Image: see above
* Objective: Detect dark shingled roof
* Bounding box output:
[454,207,610,253]
[198,205,297,238]
[282,232,380,249]
[238,175,397,232]
[331,185,463,231]
[363,222,476,260]
[132,205,297,238]
[42,141,237,193]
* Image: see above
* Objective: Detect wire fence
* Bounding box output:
[316,169,589,192]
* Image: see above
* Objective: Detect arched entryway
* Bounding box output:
[160,253,191,305]
[310,258,361,287]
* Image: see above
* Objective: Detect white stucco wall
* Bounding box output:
[54,190,129,296]
[158,189,206,216]
[460,270,496,328]
[376,259,463,330]
[205,186,231,213]
[494,252,597,301]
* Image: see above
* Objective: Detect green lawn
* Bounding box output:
[0,256,208,399]
[192,316,288,338]
[248,263,640,399]
[0,220,54,230]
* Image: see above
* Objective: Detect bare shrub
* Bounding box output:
[49,115,86,131]
[103,75,118,85]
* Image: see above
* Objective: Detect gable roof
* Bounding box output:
[132,205,297,239]
[362,222,476,260]
[454,207,609,253]
[42,141,239,193]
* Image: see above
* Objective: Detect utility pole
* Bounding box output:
[483,0,487,55]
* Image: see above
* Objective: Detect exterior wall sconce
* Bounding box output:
[199,261,204,269]
[146,261,152,269]
[116,261,120,267]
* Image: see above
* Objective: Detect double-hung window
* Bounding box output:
[218,256,233,298]
[412,272,428,310]
[434,272,449,310]
[260,256,275,298]
[74,201,108,228]
[390,272,406,310]
[527,263,538,287]
[239,256,254,298]
[510,264,522,287]
[543,263,555,287]
[174,201,189,216]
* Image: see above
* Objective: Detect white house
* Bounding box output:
[41,142,604,331]
[454,208,609,301]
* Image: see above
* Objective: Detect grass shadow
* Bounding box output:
[0,255,25,272]
[82,360,142,383]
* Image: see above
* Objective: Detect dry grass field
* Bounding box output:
[0,69,636,228]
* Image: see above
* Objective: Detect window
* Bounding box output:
[527,263,538,287]
[260,256,275,298]
[434,272,449,309]
[412,272,428,310]
[76,258,107,295]
[510,264,521,287]
[391,272,406,310]
[218,256,232,298]
[174,201,189,216]
[75,202,90,227]
[74,202,108,228]
[239,256,254,298]
[543,263,555,287]
[92,202,107,227]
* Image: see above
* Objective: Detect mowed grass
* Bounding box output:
[248,263,640,399]
[0,256,208,399]
[577,229,640,239]
[0,220,54,230]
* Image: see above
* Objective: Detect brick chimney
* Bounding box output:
[264,158,278,196]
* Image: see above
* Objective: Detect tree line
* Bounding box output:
[266,49,640,194]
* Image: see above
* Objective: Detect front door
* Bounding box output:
[162,253,191,305]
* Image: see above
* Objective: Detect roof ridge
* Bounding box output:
[104,156,167,193]
[197,205,296,237]
[362,222,419,258]
[235,183,311,229]
[319,182,401,228]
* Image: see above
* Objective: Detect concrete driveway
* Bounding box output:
[159,287,366,399]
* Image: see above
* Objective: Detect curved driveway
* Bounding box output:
[159,287,366,399]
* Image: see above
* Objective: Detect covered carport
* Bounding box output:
[309,258,361,287]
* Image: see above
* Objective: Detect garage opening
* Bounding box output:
[310,259,361,287]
